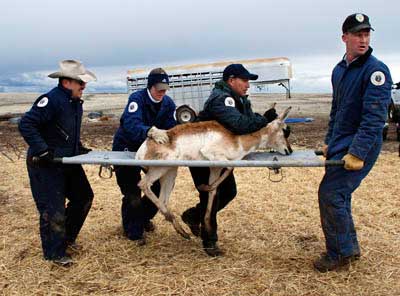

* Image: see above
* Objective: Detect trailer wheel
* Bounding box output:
[389,102,400,122]
[397,125,400,142]
[382,124,388,141]
[176,106,196,124]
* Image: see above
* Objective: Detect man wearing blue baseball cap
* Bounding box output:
[112,68,177,245]
[182,63,279,256]
[314,13,392,272]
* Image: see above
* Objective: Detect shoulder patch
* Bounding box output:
[37,97,49,107]
[128,101,138,113]
[224,97,235,107]
[370,71,385,86]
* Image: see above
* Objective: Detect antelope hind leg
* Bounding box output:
[159,168,190,240]
[138,167,175,224]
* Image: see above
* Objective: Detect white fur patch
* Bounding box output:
[370,71,385,86]
[37,97,48,107]
[128,101,138,113]
[224,97,235,107]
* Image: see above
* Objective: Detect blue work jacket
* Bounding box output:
[113,88,176,151]
[19,85,84,158]
[325,47,392,160]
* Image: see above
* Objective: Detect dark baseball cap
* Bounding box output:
[342,13,374,33]
[223,64,258,81]
[147,68,170,90]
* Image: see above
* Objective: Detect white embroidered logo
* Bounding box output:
[128,101,138,113]
[355,14,364,22]
[37,97,49,107]
[224,97,235,107]
[370,71,385,86]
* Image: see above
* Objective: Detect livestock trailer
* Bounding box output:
[127,57,293,123]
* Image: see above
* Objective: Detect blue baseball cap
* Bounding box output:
[147,68,170,90]
[342,13,374,33]
[223,64,258,81]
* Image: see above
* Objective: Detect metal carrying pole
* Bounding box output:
[52,150,345,168]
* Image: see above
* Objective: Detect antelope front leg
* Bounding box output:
[204,189,218,235]
[203,168,223,234]
[197,167,233,192]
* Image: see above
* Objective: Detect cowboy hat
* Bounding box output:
[48,59,97,82]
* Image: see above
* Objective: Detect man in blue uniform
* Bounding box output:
[314,14,392,272]
[19,60,97,266]
[181,64,280,256]
[113,68,176,245]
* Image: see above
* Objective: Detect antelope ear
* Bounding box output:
[278,106,291,121]
[269,102,277,109]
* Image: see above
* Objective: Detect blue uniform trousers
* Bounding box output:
[318,143,381,259]
[114,165,160,240]
[27,163,93,260]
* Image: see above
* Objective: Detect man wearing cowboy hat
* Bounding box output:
[112,67,176,245]
[19,60,97,266]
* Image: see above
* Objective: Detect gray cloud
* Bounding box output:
[0,0,399,91]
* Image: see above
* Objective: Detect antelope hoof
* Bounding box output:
[172,220,191,240]
[164,212,174,222]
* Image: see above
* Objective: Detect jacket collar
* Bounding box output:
[56,84,84,104]
[340,47,373,68]
[57,83,73,98]
[143,88,166,110]
[214,80,247,101]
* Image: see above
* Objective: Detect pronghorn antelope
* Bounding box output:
[135,107,292,239]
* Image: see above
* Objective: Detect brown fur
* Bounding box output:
[136,107,292,240]
[165,121,239,150]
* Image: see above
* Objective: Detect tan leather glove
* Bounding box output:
[322,144,328,158]
[342,153,364,171]
[147,126,169,144]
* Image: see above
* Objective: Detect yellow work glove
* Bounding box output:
[322,144,328,158]
[342,153,364,171]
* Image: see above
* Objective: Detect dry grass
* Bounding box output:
[0,144,399,296]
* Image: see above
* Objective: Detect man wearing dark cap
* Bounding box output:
[19,60,97,266]
[182,63,279,256]
[112,68,176,245]
[315,14,392,272]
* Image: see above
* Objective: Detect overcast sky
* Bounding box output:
[0,0,399,92]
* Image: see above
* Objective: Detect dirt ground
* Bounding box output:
[0,93,399,295]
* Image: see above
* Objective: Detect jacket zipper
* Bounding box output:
[55,123,70,141]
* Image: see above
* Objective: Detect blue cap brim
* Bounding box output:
[348,24,374,33]
[237,73,258,80]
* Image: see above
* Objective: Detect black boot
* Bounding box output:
[181,208,200,237]
[144,220,155,232]
[203,241,224,257]
[313,253,355,272]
